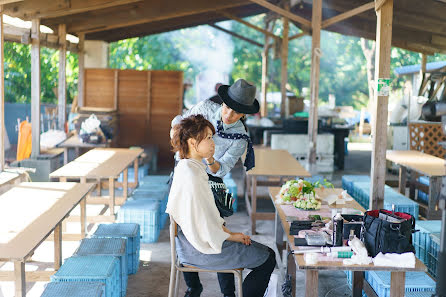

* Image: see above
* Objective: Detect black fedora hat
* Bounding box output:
[218,79,260,114]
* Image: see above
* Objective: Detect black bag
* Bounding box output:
[342,214,363,240]
[208,174,234,218]
[363,209,415,257]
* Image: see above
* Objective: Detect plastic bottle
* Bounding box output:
[327,251,353,258]
[332,213,344,246]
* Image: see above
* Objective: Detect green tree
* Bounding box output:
[4,41,78,104]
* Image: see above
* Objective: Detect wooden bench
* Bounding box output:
[0,182,95,297]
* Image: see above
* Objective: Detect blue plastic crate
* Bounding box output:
[117,199,161,244]
[135,183,169,193]
[412,220,442,265]
[51,256,120,297]
[342,175,370,196]
[139,175,171,186]
[41,282,105,297]
[223,177,238,213]
[74,238,127,297]
[417,176,429,204]
[93,223,140,275]
[428,233,440,279]
[365,271,436,297]
[118,164,149,184]
[353,182,419,218]
[130,190,169,228]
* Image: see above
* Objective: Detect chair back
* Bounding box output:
[169,215,178,266]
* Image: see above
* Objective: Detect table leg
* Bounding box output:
[275,209,285,260]
[244,174,251,211]
[305,270,318,297]
[251,176,257,235]
[428,176,441,219]
[80,197,86,238]
[14,261,25,297]
[123,168,128,200]
[286,245,296,297]
[352,271,364,297]
[398,166,407,195]
[54,223,62,270]
[109,177,115,215]
[390,271,405,297]
[63,148,68,165]
[409,170,417,200]
[134,159,139,186]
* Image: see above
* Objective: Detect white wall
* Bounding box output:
[84,40,109,68]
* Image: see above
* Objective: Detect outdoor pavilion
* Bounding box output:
[0,0,445,294]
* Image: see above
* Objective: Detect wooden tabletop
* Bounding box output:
[57,135,109,149]
[386,150,446,177]
[50,148,144,178]
[268,187,426,272]
[247,148,311,177]
[0,182,95,261]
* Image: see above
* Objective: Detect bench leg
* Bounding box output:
[80,197,87,238]
[428,176,441,219]
[14,261,26,297]
[352,271,364,297]
[54,223,62,270]
[398,166,406,195]
[123,168,128,200]
[275,210,285,261]
[109,177,115,215]
[251,176,257,235]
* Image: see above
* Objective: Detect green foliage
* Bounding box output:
[4,41,78,104]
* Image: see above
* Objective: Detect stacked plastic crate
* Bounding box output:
[40,282,105,297]
[412,220,441,268]
[93,223,140,274]
[117,175,170,243]
[51,256,121,297]
[428,233,441,279]
[73,238,128,297]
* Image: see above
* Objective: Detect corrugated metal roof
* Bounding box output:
[394,61,446,76]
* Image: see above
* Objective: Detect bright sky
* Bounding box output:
[2,14,79,43]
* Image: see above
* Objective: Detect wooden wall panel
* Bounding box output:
[150,70,183,167]
[84,68,183,169]
[84,69,116,108]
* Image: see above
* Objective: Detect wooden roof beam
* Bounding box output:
[209,23,263,47]
[322,2,374,29]
[289,31,306,41]
[248,0,311,28]
[62,0,250,33]
[218,10,280,40]
[4,0,143,20]
[3,24,79,52]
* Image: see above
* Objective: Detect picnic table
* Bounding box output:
[0,182,95,297]
[49,148,143,223]
[57,134,110,165]
[269,187,427,297]
[245,147,311,234]
[386,150,446,219]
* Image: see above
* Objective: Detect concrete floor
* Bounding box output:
[0,144,380,297]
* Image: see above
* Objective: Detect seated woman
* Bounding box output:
[166,115,275,297]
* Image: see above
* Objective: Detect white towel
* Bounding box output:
[372,252,416,268]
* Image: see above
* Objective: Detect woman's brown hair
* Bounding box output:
[171,114,215,159]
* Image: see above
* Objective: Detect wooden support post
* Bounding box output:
[0,6,4,172]
[280,6,289,118]
[58,24,66,131]
[77,33,85,107]
[14,261,25,297]
[54,223,62,270]
[308,0,322,168]
[80,177,87,238]
[261,21,272,117]
[31,18,40,158]
[370,0,393,210]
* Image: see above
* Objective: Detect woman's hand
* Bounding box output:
[228,232,251,245]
